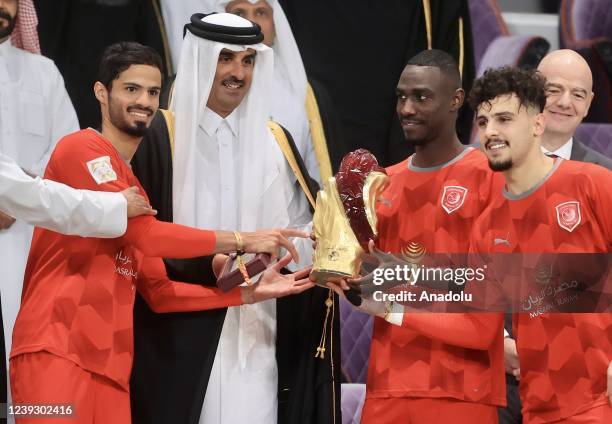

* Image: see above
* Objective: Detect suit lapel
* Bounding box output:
[570,138,588,161]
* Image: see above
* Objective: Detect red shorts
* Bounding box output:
[361,397,498,424]
[9,351,130,424]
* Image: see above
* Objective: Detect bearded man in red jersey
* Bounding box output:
[469,66,612,423]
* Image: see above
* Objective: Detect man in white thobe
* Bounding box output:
[130,12,339,424]
[160,0,331,183]
[173,14,310,424]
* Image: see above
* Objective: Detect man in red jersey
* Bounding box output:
[500,49,612,424]
[332,49,506,423]
[468,66,612,423]
[8,41,313,424]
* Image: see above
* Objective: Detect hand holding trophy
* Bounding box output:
[310,149,389,287]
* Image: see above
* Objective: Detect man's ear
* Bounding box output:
[534,112,546,137]
[451,88,465,112]
[583,91,594,118]
[94,81,108,105]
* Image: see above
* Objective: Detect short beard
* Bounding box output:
[0,10,16,39]
[120,121,148,137]
[108,94,150,137]
[488,158,513,172]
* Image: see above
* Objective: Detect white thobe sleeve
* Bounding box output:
[0,152,127,237]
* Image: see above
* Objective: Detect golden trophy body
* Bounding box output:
[311,149,389,286]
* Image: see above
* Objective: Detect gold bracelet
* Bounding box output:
[236,254,253,286]
[233,231,244,255]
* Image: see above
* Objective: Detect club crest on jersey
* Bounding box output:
[86,156,117,185]
[555,201,581,232]
[441,185,468,214]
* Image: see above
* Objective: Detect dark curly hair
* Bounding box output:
[468,66,546,113]
[97,42,163,90]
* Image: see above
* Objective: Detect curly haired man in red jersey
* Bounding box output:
[469,66,612,424]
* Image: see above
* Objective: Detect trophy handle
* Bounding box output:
[363,171,390,237]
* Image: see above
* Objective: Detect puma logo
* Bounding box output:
[493,233,511,247]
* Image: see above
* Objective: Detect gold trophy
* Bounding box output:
[311,149,389,286]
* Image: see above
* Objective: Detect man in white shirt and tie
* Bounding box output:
[537,49,612,168]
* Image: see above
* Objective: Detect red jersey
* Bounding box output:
[367,147,507,407]
[470,159,612,422]
[11,129,242,390]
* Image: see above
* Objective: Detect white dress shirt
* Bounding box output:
[541,137,573,160]
[0,151,127,237]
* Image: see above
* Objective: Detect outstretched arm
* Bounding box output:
[44,134,308,258]
[0,152,156,237]
[123,218,308,262]
[333,285,503,350]
[138,254,314,313]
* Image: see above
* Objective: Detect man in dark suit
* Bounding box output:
[569,133,612,167]
[538,49,612,169]
[498,49,612,424]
